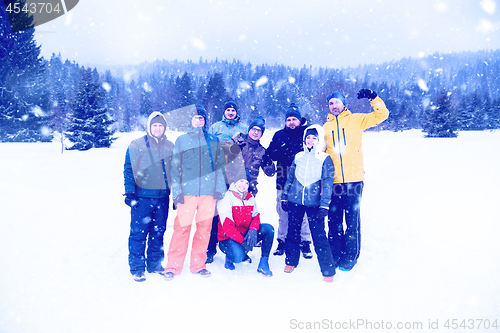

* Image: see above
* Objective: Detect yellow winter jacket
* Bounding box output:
[323,96,389,183]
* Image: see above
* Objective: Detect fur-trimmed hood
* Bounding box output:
[302,124,326,153]
[146,111,167,142]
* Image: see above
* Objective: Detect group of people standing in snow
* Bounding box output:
[123,89,389,283]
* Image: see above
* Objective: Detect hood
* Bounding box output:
[188,104,208,133]
[228,181,251,200]
[146,111,167,141]
[303,124,326,153]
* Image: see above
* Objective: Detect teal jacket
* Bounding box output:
[208,114,248,142]
[170,124,227,199]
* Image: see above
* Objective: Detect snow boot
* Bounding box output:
[300,241,313,259]
[257,257,273,277]
[205,252,215,264]
[224,256,235,270]
[164,272,175,281]
[284,265,295,273]
[194,269,211,277]
[133,272,146,282]
[273,239,285,256]
[323,276,334,283]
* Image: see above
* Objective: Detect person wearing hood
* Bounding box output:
[163,104,227,280]
[205,98,248,264]
[266,103,313,259]
[123,111,174,282]
[323,90,389,272]
[281,125,336,282]
[208,97,248,142]
[217,168,274,276]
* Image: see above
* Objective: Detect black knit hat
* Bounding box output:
[249,116,265,133]
[285,103,301,120]
[224,98,238,112]
[305,127,319,139]
[234,168,252,183]
[150,115,166,128]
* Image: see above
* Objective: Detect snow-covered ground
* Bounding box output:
[1,129,499,333]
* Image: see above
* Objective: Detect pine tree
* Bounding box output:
[0,0,51,142]
[422,89,459,138]
[66,68,116,150]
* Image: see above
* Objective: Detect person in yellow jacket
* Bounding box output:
[323,89,389,271]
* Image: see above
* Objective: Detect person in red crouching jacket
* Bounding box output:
[217,168,274,276]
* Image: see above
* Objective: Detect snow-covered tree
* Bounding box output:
[66,68,116,150]
[0,0,51,142]
[422,89,459,138]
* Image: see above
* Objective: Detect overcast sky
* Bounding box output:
[34,0,500,69]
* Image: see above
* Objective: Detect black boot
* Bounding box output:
[300,241,313,259]
[273,239,285,256]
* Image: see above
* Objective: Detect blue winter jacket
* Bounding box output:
[281,124,334,208]
[170,122,227,199]
[124,112,174,198]
[208,114,248,142]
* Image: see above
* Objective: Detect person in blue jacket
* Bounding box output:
[123,111,174,282]
[281,124,336,283]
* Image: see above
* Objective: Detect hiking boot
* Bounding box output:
[257,257,273,277]
[132,272,146,282]
[224,256,235,270]
[242,254,252,263]
[323,276,334,283]
[164,272,175,281]
[150,268,165,276]
[300,241,313,259]
[194,268,211,278]
[273,239,285,256]
[284,265,295,273]
[205,252,215,264]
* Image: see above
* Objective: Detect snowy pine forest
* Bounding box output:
[2,2,500,145]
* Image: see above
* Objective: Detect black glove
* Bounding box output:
[316,208,329,220]
[357,88,377,100]
[281,200,289,212]
[214,192,224,200]
[124,193,139,208]
[241,229,258,253]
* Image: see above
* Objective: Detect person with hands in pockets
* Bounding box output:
[123,111,174,282]
[323,89,389,272]
[217,168,274,276]
[281,124,336,283]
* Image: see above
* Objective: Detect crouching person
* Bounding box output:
[217,168,274,276]
[281,124,336,283]
[123,111,174,282]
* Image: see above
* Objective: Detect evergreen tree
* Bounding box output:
[0,0,51,142]
[66,68,116,150]
[422,89,459,138]
[204,72,227,125]
[177,72,195,107]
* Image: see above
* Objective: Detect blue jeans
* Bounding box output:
[219,223,274,263]
[285,203,335,276]
[328,182,363,269]
[128,197,168,274]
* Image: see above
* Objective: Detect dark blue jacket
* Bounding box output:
[266,121,307,190]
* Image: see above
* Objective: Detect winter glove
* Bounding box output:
[357,88,377,100]
[124,193,139,208]
[214,192,224,200]
[241,229,258,253]
[281,200,289,212]
[316,207,329,221]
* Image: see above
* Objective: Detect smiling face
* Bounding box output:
[150,123,165,138]
[235,178,249,192]
[305,134,318,148]
[224,107,237,120]
[328,98,345,116]
[248,126,263,140]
